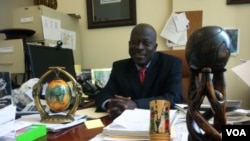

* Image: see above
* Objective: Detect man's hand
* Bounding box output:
[107,95,137,119]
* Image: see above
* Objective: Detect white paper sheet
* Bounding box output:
[75,107,108,119]
[172,12,189,32]
[160,13,184,43]
[61,28,76,50]
[102,109,178,138]
[41,16,61,41]
[16,113,86,132]
[160,12,189,46]
[231,60,250,87]
[90,109,181,141]
[0,105,16,138]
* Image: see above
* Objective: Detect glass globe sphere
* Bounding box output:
[45,78,71,112]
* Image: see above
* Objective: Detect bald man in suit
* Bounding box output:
[95,23,183,118]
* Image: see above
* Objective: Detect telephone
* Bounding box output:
[78,79,102,96]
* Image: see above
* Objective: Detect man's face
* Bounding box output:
[129,26,157,67]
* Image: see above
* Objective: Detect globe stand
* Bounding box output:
[32,67,83,124]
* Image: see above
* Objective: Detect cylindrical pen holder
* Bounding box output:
[149,99,171,141]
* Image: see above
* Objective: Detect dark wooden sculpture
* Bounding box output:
[185,26,231,141]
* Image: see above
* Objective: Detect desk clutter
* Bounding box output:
[0,105,108,140]
[16,113,86,132]
[89,104,250,141]
[1,101,250,141]
[90,108,180,141]
[0,67,248,141]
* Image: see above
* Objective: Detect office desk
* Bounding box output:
[27,99,111,141]
[46,116,112,141]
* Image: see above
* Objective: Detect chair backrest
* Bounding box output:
[160,49,189,103]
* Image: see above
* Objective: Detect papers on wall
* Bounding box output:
[160,12,189,47]
[231,60,250,87]
[61,28,76,50]
[41,16,61,41]
[41,16,76,50]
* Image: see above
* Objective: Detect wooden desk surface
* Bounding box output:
[45,115,112,141]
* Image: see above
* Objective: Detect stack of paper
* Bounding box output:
[225,109,250,125]
[103,109,150,139]
[175,100,242,113]
[0,105,16,141]
[16,113,86,132]
[89,109,178,141]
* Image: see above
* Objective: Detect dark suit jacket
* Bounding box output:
[95,52,183,111]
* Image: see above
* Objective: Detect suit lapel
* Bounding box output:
[126,53,160,98]
[127,60,142,98]
[141,53,160,97]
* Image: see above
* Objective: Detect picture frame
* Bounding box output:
[224,28,240,55]
[91,68,112,87]
[0,72,12,108]
[227,0,250,4]
[86,0,137,29]
[100,0,121,4]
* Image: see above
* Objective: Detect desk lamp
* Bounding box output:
[185,26,231,141]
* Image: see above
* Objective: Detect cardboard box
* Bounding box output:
[12,5,82,65]
[12,5,79,47]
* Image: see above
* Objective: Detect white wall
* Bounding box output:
[56,0,172,69]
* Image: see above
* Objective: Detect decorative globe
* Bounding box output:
[185,26,231,72]
[45,78,71,112]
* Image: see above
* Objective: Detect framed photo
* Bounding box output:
[0,72,12,98]
[227,0,250,4]
[91,68,112,87]
[100,0,121,4]
[224,28,240,55]
[86,0,136,29]
[0,72,12,108]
